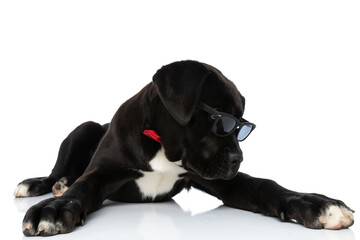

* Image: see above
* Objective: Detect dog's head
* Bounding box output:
[152,60,253,180]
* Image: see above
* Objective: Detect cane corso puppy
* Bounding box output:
[14,60,354,236]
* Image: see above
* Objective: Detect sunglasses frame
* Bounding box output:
[199,102,256,141]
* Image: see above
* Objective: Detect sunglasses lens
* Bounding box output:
[214,116,237,135]
[237,124,254,141]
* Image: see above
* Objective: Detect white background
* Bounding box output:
[0,0,359,239]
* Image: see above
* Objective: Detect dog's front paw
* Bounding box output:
[22,197,84,236]
[318,205,354,229]
[281,193,354,230]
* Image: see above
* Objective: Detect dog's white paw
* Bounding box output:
[14,183,30,197]
[52,177,69,197]
[319,205,354,229]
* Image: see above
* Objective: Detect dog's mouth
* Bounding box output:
[183,151,241,180]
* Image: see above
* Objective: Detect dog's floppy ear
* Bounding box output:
[153,60,210,125]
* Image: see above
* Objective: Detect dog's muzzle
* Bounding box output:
[185,149,243,180]
[221,152,242,180]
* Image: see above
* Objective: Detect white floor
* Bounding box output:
[7,188,357,240]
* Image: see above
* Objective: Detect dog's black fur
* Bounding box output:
[16,60,354,236]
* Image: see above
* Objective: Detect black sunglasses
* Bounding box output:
[199,103,256,141]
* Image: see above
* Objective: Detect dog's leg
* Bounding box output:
[14,121,107,198]
[189,172,354,229]
[21,124,144,236]
[22,161,142,236]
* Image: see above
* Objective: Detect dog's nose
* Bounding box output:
[229,153,243,166]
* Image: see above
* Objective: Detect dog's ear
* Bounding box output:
[153,60,210,125]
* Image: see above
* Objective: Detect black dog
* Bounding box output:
[15,60,354,236]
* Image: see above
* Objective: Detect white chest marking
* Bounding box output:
[135,147,186,200]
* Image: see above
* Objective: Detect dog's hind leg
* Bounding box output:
[52,176,76,197]
[14,121,108,198]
